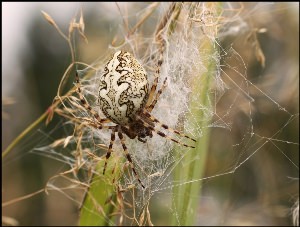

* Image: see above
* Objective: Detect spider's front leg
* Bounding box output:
[138,137,146,143]
[117,130,145,189]
[103,127,117,175]
[136,115,196,149]
[142,111,196,142]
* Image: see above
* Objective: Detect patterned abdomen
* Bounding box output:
[98,51,149,124]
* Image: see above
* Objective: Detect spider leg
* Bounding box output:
[146,77,167,112]
[89,121,116,131]
[117,131,145,189]
[145,47,165,109]
[75,71,110,124]
[146,7,171,111]
[137,116,196,149]
[138,137,147,143]
[142,111,196,142]
[145,75,159,108]
[103,127,117,175]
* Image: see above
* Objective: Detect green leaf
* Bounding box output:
[79,153,123,226]
[171,28,218,226]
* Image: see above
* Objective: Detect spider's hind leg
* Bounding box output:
[75,71,110,124]
[146,77,167,112]
[145,44,167,112]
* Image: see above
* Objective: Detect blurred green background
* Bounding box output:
[2,2,299,226]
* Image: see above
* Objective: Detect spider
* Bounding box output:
[75,50,196,188]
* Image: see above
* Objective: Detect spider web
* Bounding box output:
[6,2,298,226]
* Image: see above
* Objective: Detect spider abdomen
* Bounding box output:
[98,51,149,125]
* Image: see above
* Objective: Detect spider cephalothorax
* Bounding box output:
[123,116,155,141]
[75,50,196,188]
